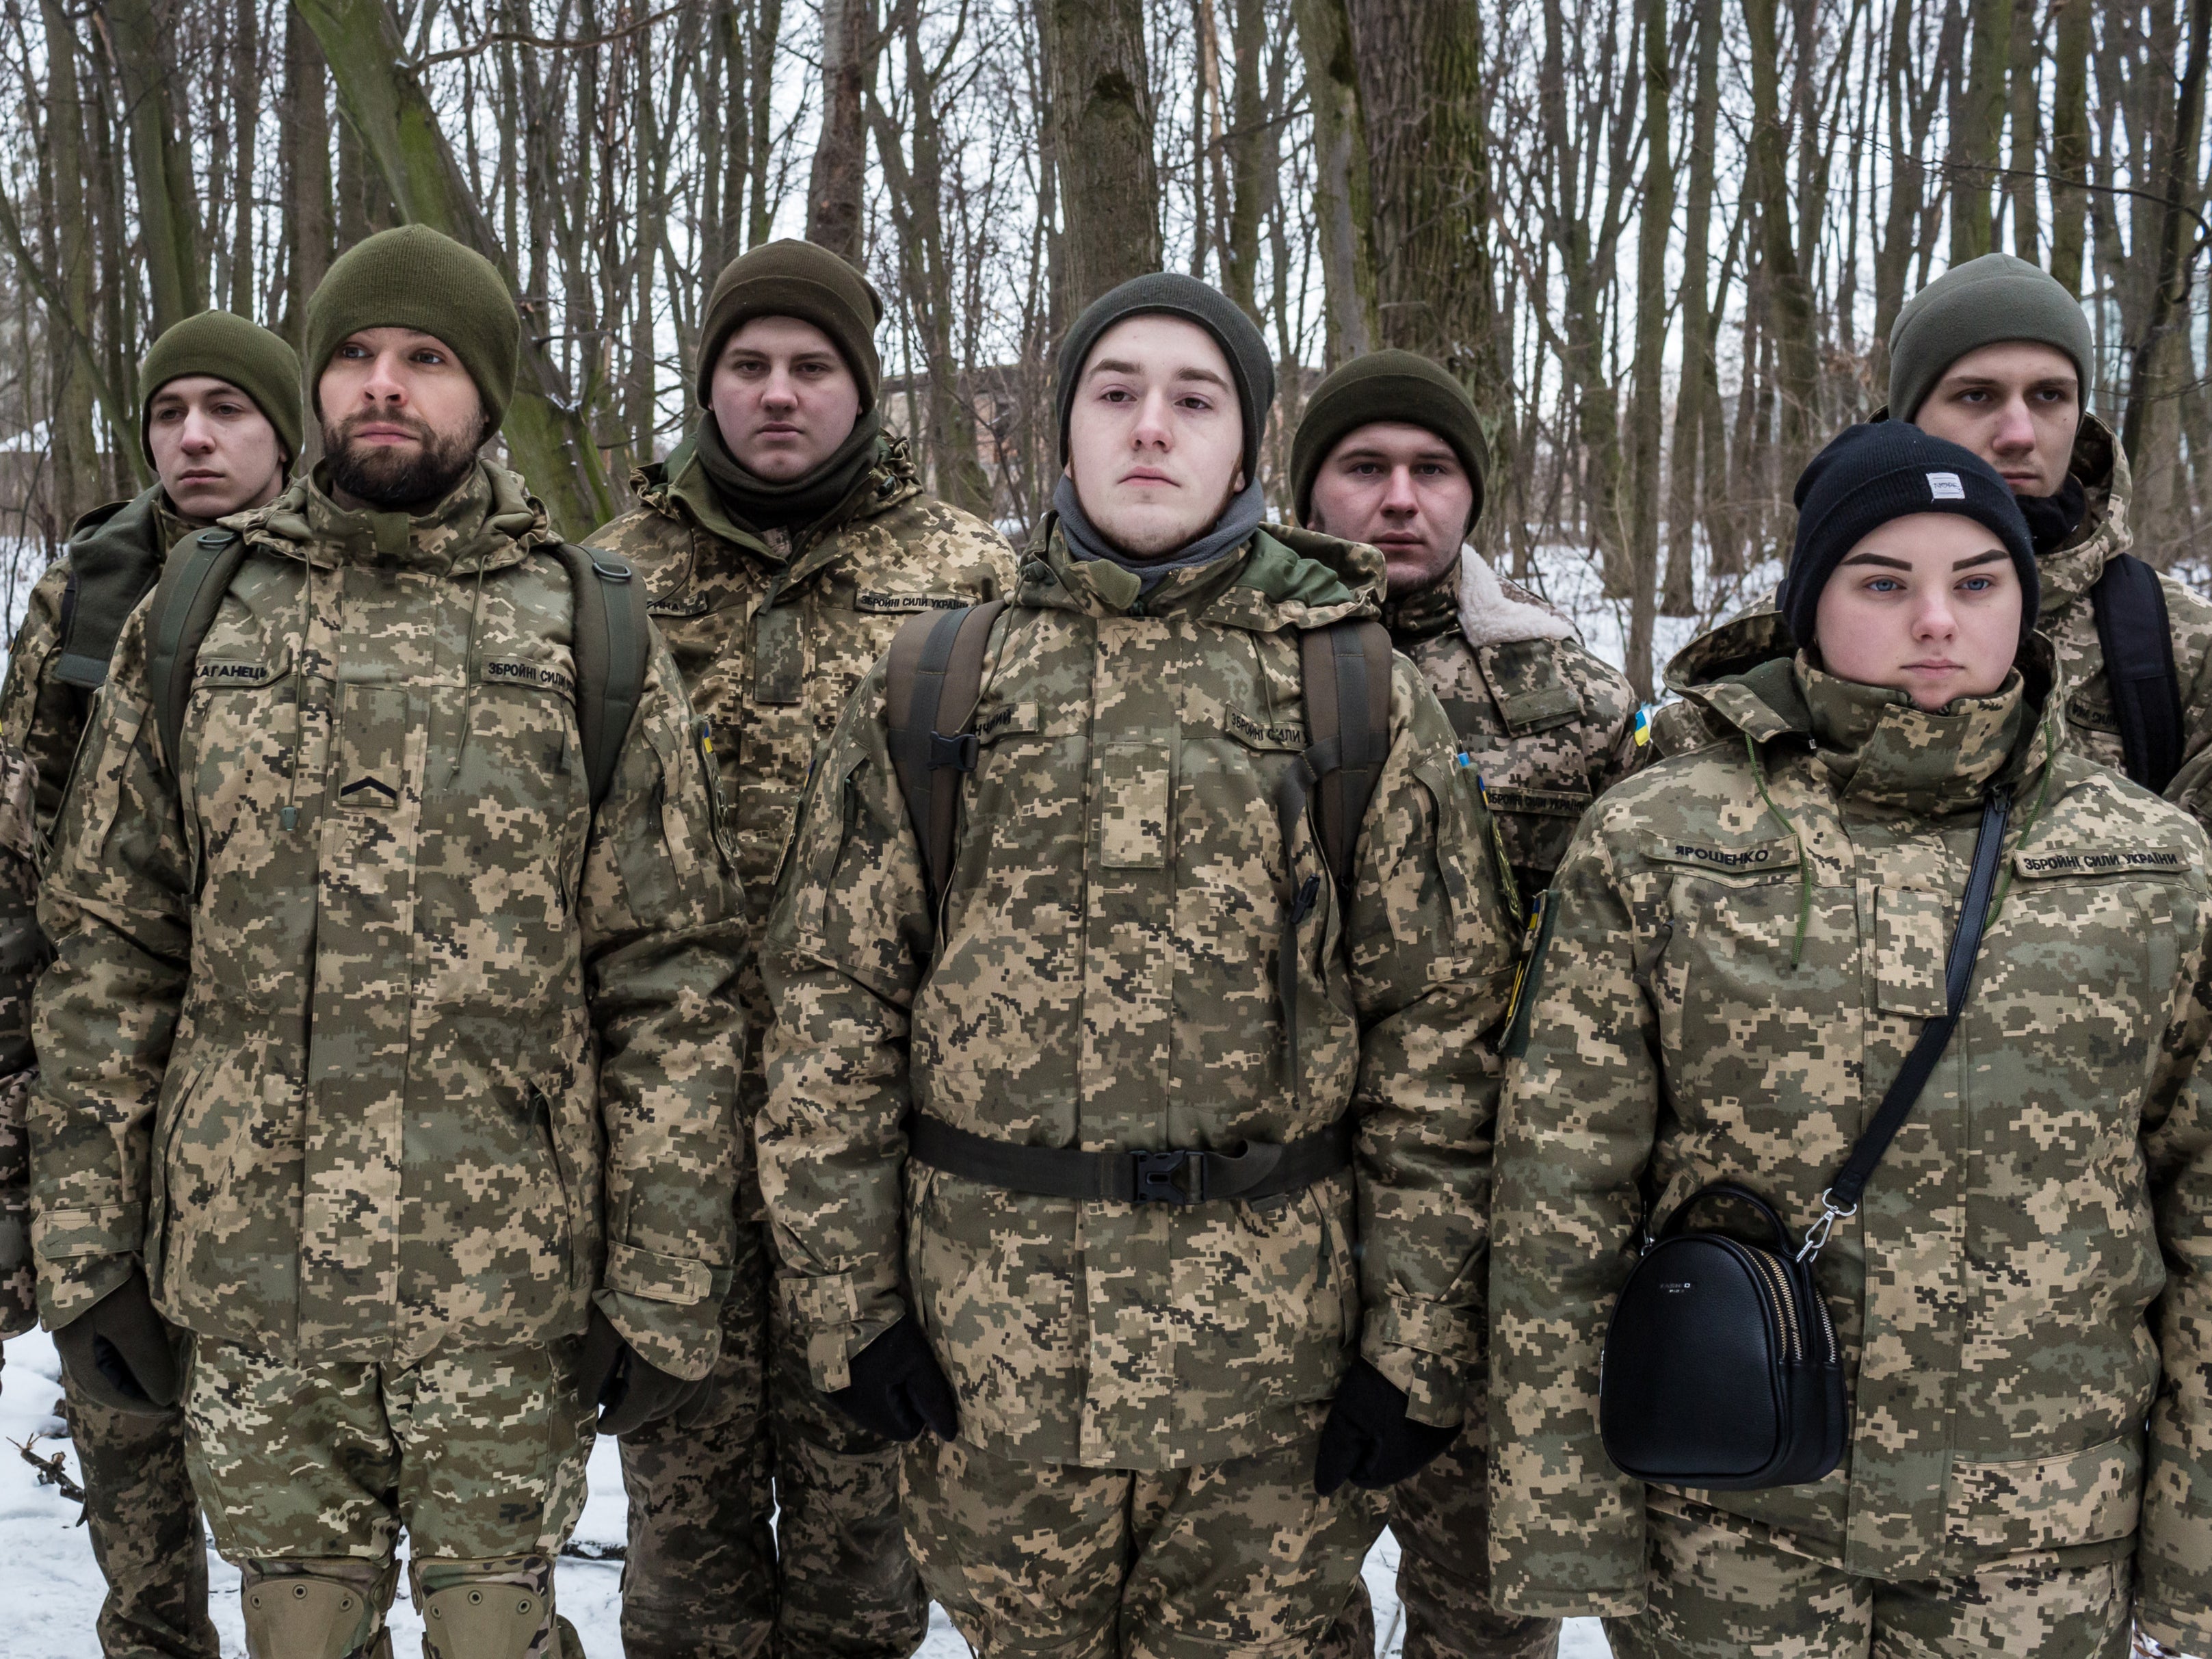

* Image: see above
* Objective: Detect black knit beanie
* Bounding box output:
[1055,273,1275,482]
[139,311,304,468]
[1888,252,2094,422]
[305,226,521,430]
[696,239,884,413]
[1780,422,2038,654]
[1289,349,1488,534]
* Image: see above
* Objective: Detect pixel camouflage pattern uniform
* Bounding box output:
[0,486,221,1659]
[585,427,1016,1658]
[1653,415,2212,837]
[1373,547,1644,1659]
[29,460,746,1656]
[1488,625,2212,1656]
[759,520,1517,1656]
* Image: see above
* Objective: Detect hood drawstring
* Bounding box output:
[1746,731,1813,969]
[280,555,314,833]
[453,554,489,783]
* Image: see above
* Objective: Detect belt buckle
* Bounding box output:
[1130,1149,1201,1205]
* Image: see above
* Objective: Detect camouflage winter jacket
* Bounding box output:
[0,746,40,1338]
[585,432,1016,1158]
[1,486,193,838]
[1652,417,2212,833]
[1488,623,2212,1652]
[1384,549,1644,910]
[760,523,1517,1470]
[29,462,747,1380]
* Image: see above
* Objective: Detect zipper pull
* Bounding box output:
[1290,874,1321,925]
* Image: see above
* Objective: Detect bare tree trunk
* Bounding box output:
[1951,0,2015,263]
[1745,0,1819,473]
[282,6,332,345]
[806,0,874,261]
[227,0,258,315]
[38,0,100,521]
[2003,0,2040,259]
[294,0,616,536]
[2048,0,2092,296]
[1663,0,1722,616]
[1290,0,1376,364]
[1624,0,1672,699]
[2122,0,2211,470]
[1218,0,1269,320]
[748,0,782,248]
[1036,0,1162,312]
[101,0,203,332]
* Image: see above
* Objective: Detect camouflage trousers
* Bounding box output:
[181,1335,594,1658]
[1606,1499,2134,1659]
[904,1416,1382,1658]
[618,1215,923,1658]
[58,1350,221,1659]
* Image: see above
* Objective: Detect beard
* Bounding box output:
[323,410,482,510]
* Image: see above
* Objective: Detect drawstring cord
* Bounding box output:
[453,556,488,783]
[1746,731,1813,969]
[280,557,313,833]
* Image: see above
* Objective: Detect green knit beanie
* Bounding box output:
[1888,252,2094,422]
[305,225,520,430]
[696,239,884,412]
[1290,349,1488,535]
[138,311,303,468]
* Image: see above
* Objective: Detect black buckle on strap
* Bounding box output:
[929,730,980,772]
[1129,1148,1202,1205]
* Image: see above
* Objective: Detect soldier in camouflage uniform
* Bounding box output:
[29,226,746,1659]
[1291,350,1646,1659]
[0,309,301,1659]
[0,746,41,1355]
[586,237,1017,1659]
[1490,424,2212,1658]
[1653,254,2212,826]
[761,274,1517,1656]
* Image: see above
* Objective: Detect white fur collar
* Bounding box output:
[1456,548,1576,649]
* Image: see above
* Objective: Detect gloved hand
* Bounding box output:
[53,1266,179,1417]
[826,1316,958,1443]
[577,1306,703,1437]
[1313,1358,1458,1495]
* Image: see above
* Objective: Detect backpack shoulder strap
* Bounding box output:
[552,543,653,812]
[886,599,1005,912]
[146,527,252,772]
[2090,551,2184,794]
[1298,617,1395,889]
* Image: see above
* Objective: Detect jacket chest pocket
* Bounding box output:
[1098,741,1171,869]
[185,651,295,836]
[332,681,413,815]
[1869,882,1952,1018]
[446,670,591,904]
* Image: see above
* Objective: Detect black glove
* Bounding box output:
[53,1266,179,1418]
[826,1316,958,1443]
[1313,1358,1459,1495]
[577,1306,702,1437]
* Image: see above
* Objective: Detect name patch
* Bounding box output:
[194,659,280,687]
[1226,709,1305,747]
[2014,848,2189,876]
[856,590,966,614]
[1643,833,1800,873]
[482,658,575,694]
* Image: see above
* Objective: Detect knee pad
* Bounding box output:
[239,1569,381,1659]
[417,1558,556,1659]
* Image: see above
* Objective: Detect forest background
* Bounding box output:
[0,0,2207,700]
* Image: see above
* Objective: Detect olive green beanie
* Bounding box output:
[1290,349,1488,534]
[138,311,303,467]
[304,225,520,430]
[1887,252,2094,422]
[696,239,884,411]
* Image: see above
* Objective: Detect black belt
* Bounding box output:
[906,1112,1356,1205]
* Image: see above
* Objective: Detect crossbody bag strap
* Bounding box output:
[1800,787,2012,1259]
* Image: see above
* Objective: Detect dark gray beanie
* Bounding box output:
[1888,253,2094,422]
[1055,274,1275,481]
[1780,422,2038,655]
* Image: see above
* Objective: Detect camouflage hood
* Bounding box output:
[237,458,554,575]
[1019,515,1382,628]
[2030,411,2133,612]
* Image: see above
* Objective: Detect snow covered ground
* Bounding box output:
[1,1327,1610,1658]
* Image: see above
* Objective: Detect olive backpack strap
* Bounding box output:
[1299,618,1395,890]
[885,599,1005,913]
[551,543,652,813]
[2090,551,2184,794]
[145,526,252,772]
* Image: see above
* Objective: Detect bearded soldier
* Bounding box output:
[29,225,745,1659]
[759,272,1515,1654]
[586,237,1016,1659]
[0,309,300,1659]
[1293,349,1646,1657]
